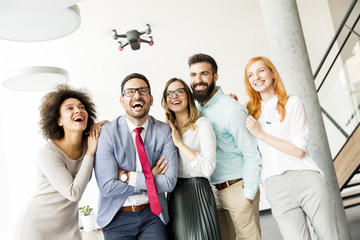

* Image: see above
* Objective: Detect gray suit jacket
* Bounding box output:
[94,115,178,228]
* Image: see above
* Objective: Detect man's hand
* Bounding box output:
[246,198,253,204]
[118,169,130,183]
[152,156,168,175]
[228,93,238,101]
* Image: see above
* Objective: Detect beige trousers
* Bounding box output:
[213,180,261,240]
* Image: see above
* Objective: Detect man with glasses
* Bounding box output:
[188,53,262,240]
[94,73,178,239]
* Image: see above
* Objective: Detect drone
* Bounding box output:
[112,24,154,51]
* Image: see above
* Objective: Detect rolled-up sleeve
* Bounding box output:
[290,97,309,151]
[229,107,262,200]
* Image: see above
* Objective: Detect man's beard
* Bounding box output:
[191,80,215,104]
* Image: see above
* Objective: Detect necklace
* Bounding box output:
[265,108,277,125]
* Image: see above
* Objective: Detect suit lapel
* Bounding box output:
[118,116,136,170]
[144,116,156,166]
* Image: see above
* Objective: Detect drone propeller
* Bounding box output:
[149,36,154,46]
[145,24,151,34]
[118,41,129,51]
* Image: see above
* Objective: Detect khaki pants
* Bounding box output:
[213,180,261,240]
[265,170,339,240]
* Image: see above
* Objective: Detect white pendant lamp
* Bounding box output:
[3,66,69,92]
[0,5,81,42]
[0,0,82,11]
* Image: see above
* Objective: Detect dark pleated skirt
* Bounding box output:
[168,177,221,240]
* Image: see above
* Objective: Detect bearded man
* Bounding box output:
[188,53,262,240]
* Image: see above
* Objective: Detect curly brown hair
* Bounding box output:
[39,84,97,140]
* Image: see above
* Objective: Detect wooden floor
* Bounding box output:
[82,229,104,240]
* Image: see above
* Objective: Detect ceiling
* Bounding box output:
[0,0,338,121]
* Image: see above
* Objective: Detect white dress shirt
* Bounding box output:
[123,117,149,206]
[257,95,323,183]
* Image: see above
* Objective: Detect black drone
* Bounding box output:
[112,24,154,51]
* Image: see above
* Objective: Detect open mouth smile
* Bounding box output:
[73,116,84,122]
[132,101,144,110]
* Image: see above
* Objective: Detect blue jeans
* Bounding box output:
[102,206,168,240]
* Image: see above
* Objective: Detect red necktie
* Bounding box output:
[134,127,162,216]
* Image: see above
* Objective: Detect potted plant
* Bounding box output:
[79,205,96,232]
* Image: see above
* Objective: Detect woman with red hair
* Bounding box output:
[244,56,338,240]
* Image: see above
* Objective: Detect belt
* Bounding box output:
[215,178,242,190]
[122,203,150,212]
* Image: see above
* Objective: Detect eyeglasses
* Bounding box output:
[123,87,151,97]
[164,88,186,99]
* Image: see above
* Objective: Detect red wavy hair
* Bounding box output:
[244,56,288,121]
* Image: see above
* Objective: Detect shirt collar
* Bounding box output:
[125,117,149,134]
[197,86,223,109]
[261,94,278,108]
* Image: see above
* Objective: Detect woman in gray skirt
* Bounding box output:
[161,78,221,240]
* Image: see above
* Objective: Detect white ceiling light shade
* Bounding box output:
[3,66,69,92]
[0,5,81,42]
[0,0,82,11]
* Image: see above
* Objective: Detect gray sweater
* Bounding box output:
[17,141,93,240]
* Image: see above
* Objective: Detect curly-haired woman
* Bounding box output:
[17,84,106,240]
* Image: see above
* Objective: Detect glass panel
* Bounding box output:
[317,34,360,158]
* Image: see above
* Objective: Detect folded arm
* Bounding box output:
[94,127,135,198]
[134,127,178,193]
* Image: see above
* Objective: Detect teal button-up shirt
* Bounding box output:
[196,86,262,199]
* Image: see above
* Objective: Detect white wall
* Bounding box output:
[0,0,345,237]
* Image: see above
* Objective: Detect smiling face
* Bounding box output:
[58,98,88,133]
[165,81,188,115]
[189,62,218,105]
[247,60,275,97]
[120,77,153,125]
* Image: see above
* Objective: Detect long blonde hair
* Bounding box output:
[244,56,288,121]
[161,78,199,131]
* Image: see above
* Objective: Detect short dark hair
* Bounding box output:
[188,53,218,74]
[39,84,96,140]
[121,73,151,96]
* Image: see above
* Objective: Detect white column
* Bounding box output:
[259,0,350,239]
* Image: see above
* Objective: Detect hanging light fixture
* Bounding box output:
[3,66,69,92]
[0,0,81,11]
[0,5,81,42]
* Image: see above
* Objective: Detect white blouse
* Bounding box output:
[177,117,217,179]
[257,95,323,182]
